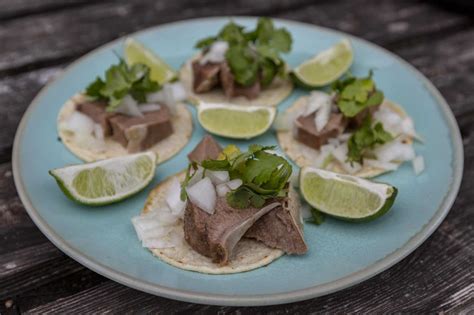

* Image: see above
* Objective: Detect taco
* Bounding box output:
[132,135,307,274]
[276,72,420,178]
[58,59,192,164]
[179,18,293,107]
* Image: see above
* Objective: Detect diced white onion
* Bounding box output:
[301,203,313,220]
[139,103,161,113]
[412,155,425,175]
[304,91,332,116]
[314,100,331,132]
[373,139,415,162]
[141,226,183,249]
[363,158,399,171]
[216,183,231,197]
[200,41,229,64]
[226,179,243,190]
[186,177,216,214]
[93,124,104,141]
[187,166,204,187]
[373,105,422,141]
[114,95,143,117]
[165,177,187,217]
[60,111,95,135]
[206,170,230,185]
[338,133,352,142]
[313,143,336,168]
[132,209,181,249]
[146,82,187,116]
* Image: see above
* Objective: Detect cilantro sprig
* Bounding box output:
[182,144,292,209]
[85,59,161,112]
[195,18,292,87]
[347,116,393,164]
[332,71,384,118]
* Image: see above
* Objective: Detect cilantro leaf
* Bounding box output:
[333,72,384,118]
[84,59,161,112]
[225,45,259,86]
[310,208,325,225]
[195,36,217,49]
[347,116,393,163]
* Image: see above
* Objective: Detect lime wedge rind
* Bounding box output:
[124,38,177,84]
[292,39,353,88]
[49,152,156,206]
[299,167,397,222]
[197,102,277,139]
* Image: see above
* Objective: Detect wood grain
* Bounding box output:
[0,0,472,313]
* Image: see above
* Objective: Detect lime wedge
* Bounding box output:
[124,38,177,84]
[197,103,276,139]
[299,167,397,221]
[292,39,353,88]
[49,152,157,206]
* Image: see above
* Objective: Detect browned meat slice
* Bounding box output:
[76,101,115,136]
[184,197,280,265]
[108,106,173,152]
[295,112,347,150]
[220,62,261,99]
[187,135,222,163]
[245,190,307,254]
[192,60,221,93]
[348,104,380,129]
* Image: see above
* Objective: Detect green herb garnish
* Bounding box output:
[332,71,384,118]
[347,116,393,164]
[310,208,326,225]
[183,144,292,209]
[85,59,161,112]
[195,18,292,87]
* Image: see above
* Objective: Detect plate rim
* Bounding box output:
[12,16,464,306]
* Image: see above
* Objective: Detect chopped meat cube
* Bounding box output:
[109,106,173,152]
[187,135,222,163]
[220,62,261,99]
[76,101,115,136]
[192,60,221,93]
[295,112,347,150]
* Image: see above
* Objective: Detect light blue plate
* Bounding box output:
[13,17,463,306]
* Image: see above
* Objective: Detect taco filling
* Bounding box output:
[58,58,192,163]
[189,18,292,100]
[276,72,422,176]
[132,135,307,272]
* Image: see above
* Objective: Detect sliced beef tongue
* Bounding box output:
[187,135,223,163]
[184,197,281,265]
[295,112,347,150]
[192,60,221,93]
[220,62,261,99]
[108,105,173,152]
[245,190,307,255]
[76,101,115,136]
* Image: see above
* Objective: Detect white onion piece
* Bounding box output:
[373,106,423,141]
[328,138,340,147]
[216,183,231,197]
[314,100,331,132]
[200,41,229,64]
[187,166,204,187]
[139,103,161,113]
[146,82,187,116]
[114,95,143,117]
[338,133,352,142]
[331,143,348,163]
[363,159,399,171]
[165,177,187,217]
[374,139,415,162]
[186,177,216,214]
[132,210,179,247]
[60,111,95,134]
[313,143,336,168]
[206,170,230,185]
[301,203,313,220]
[304,91,332,116]
[412,155,425,175]
[226,179,243,190]
[93,124,104,141]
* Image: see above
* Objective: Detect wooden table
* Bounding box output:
[1,0,473,313]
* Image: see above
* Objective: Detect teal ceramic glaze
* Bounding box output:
[13,17,463,306]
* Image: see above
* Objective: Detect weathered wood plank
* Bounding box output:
[0,0,315,75]
[0,0,96,21]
